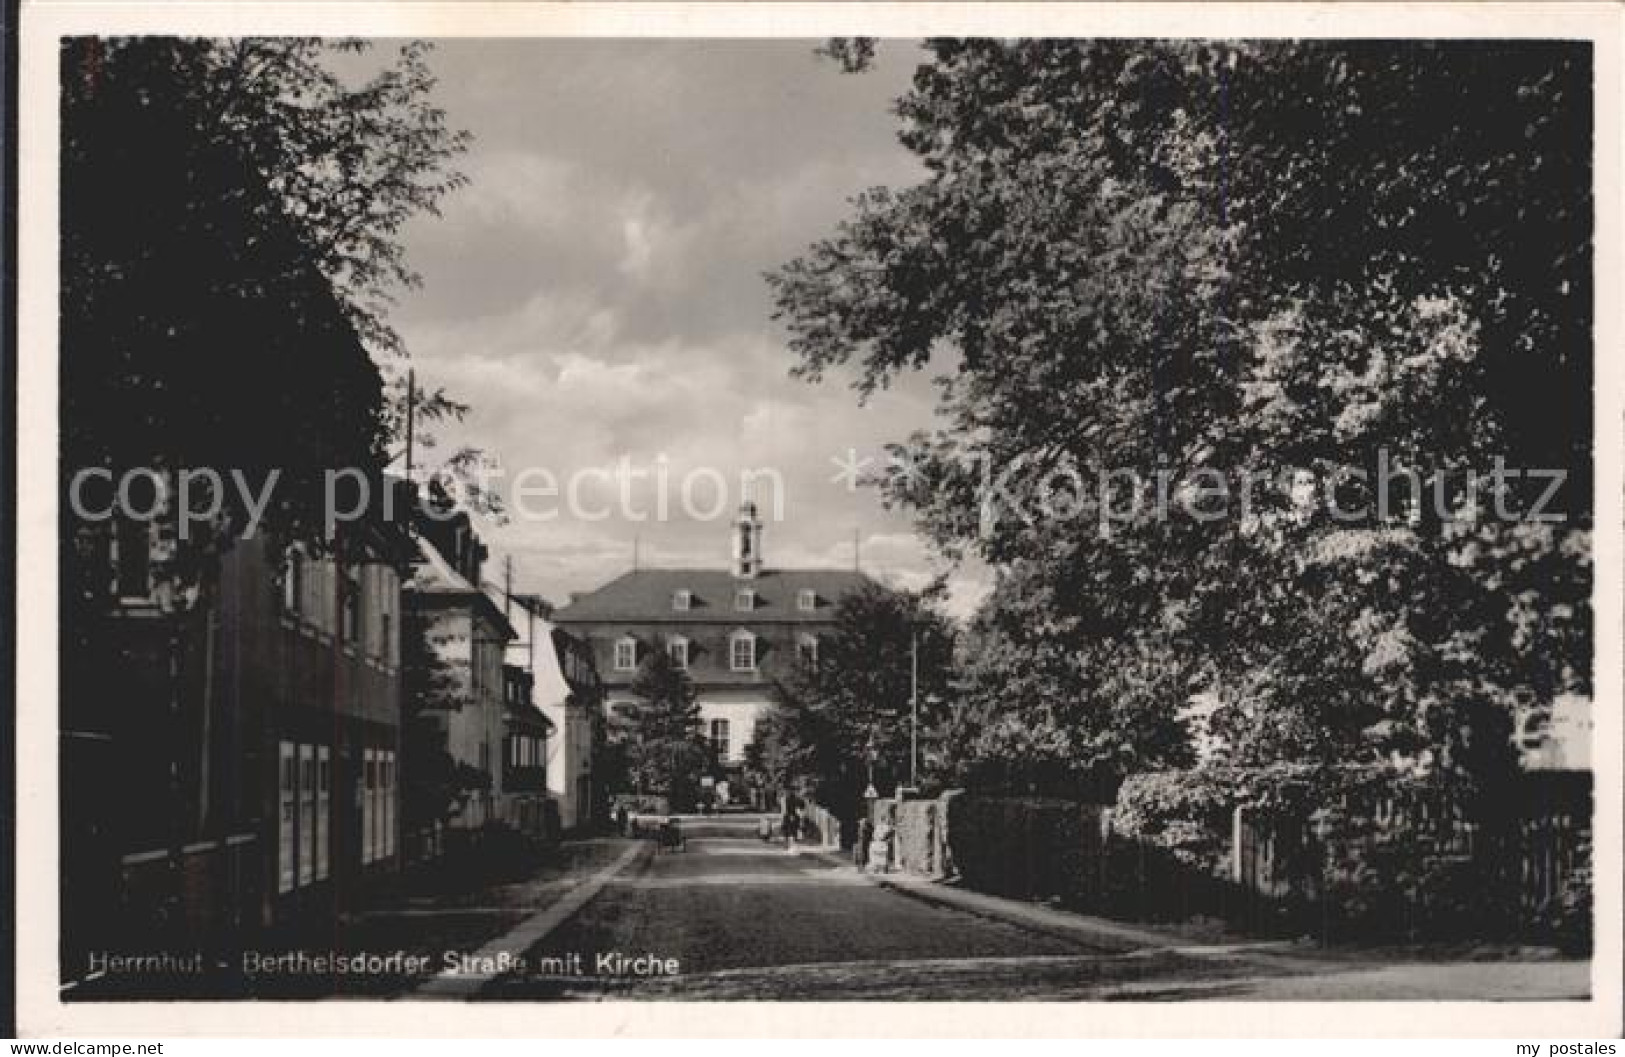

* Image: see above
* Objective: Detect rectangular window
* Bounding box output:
[614,639,636,671]
[278,742,296,894]
[364,750,379,865]
[298,745,316,887]
[388,596,401,668]
[797,589,816,612]
[304,559,335,635]
[381,751,396,859]
[315,747,330,880]
[672,590,691,612]
[301,560,321,630]
[282,552,303,614]
[372,569,397,665]
[668,639,689,669]
[798,635,818,666]
[731,636,755,672]
[734,589,754,612]
[340,569,360,644]
[709,718,731,761]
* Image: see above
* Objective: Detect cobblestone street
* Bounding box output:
[62,818,1590,1003]
[473,818,1589,1002]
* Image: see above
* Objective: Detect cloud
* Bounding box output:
[391,40,969,614]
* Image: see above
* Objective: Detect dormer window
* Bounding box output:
[797,588,817,612]
[667,636,689,670]
[734,588,755,612]
[672,589,692,612]
[614,636,638,672]
[730,630,757,672]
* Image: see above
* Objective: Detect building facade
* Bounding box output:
[404,512,515,834]
[553,504,871,802]
[500,660,552,836]
[486,587,604,833]
[61,514,413,980]
[542,626,604,831]
[487,585,611,832]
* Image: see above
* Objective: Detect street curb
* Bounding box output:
[804,848,1179,954]
[411,840,649,999]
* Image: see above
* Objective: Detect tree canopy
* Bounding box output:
[754,581,955,811]
[62,37,473,577]
[768,40,1591,791]
[616,651,712,811]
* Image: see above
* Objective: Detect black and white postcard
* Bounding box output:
[9,0,1623,1040]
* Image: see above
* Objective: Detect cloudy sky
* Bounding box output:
[389,39,990,615]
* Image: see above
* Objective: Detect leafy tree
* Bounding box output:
[62,36,475,588]
[614,651,711,812]
[756,581,955,816]
[59,36,477,867]
[399,606,490,832]
[769,40,1590,795]
[193,37,470,360]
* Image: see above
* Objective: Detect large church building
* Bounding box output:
[552,503,871,793]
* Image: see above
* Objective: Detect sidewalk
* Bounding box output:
[806,849,1184,954]
[413,839,647,998]
[63,837,647,1000]
[809,850,1590,1000]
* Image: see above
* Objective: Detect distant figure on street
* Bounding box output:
[782,805,799,849]
[868,819,894,874]
[757,816,774,842]
[855,816,874,868]
[615,805,630,837]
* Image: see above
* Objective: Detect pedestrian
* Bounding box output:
[615,804,630,837]
[868,818,894,874]
[855,816,873,868]
[782,805,798,850]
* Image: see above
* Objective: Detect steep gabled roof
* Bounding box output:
[405,533,515,638]
[552,567,874,624]
[481,580,579,707]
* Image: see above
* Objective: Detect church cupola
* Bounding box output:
[732,500,763,579]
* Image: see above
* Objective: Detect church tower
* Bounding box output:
[732,500,763,579]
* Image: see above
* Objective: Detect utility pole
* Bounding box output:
[503,554,513,621]
[404,368,416,484]
[909,626,919,789]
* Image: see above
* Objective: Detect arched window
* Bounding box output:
[614,636,638,672]
[796,633,819,666]
[729,630,756,672]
